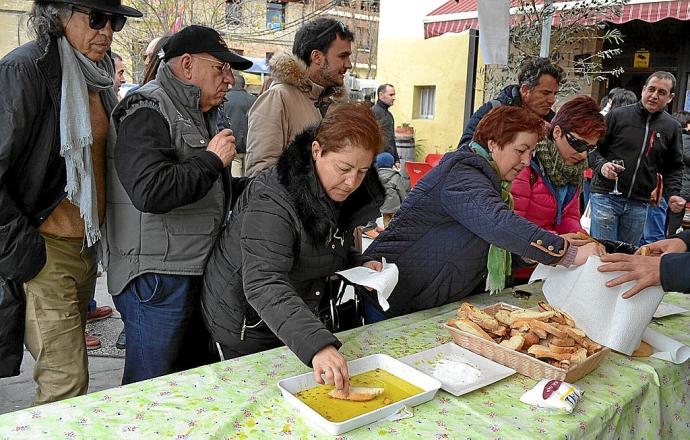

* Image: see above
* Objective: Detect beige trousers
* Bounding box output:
[23,233,97,405]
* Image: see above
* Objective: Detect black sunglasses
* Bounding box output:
[72,6,127,32]
[564,131,597,154]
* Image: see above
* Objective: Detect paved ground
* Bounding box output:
[0,274,125,415]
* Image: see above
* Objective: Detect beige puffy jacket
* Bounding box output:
[244,52,344,177]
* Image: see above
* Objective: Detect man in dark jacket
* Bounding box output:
[458,58,564,148]
[372,83,399,166]
[589,71,685,245]
[599,229,690,296]
[0,0,141,402]
[105,25,252,384]
[222,72,256,177]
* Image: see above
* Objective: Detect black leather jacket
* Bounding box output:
[0,37,66,283]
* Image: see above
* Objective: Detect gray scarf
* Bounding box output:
[57,37,118,246]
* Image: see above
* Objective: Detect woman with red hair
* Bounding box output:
[202,103,385,394]
[363,106,603,321]
[510,96,606,281]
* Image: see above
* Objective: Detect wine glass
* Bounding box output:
[609,160,625,195]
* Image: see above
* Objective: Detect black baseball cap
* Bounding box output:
[163,25,252,71]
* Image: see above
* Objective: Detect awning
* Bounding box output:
[424,0,690,39]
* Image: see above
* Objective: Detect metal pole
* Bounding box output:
[464,29,479,129]
[539,0,554,57]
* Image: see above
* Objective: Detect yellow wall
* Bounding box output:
[377,31,473,159]
[0,1,30,58]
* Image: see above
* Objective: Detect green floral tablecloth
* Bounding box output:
[1,283,688,439]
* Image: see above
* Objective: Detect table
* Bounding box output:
[1,283,688,439]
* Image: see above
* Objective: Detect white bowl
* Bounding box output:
[277,353,441,435]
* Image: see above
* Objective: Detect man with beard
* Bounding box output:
[0,0,141,401]
[244,18,354,177]
[589,71,684,245]
[458,57,564,148]
[105,25,252,383]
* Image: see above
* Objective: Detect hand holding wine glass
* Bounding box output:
[609,159,625,195]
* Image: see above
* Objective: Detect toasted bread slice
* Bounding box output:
[500,334,525,351]
[328,387,384,402]
[550,337,576,347]
[548,343,577,354]
[453,318,494,342]
[467,308,500,331]
[489,325,509,337]
[564,326,586,344]
[494,309,512,326]
[509,310,555,323]
[570,347,588,365]
[529,320,568,339]
[527,345,571,362]
[522,331,540,350]
[632,341,654,357]
[582,337,603,356]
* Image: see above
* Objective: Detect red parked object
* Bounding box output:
[405,161,433,188]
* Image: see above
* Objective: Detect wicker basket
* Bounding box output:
[446,302,609,382]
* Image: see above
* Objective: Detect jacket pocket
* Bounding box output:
[163,214,217,263]
[132,272,162,303]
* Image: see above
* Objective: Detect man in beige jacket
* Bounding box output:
[244,18,354,177]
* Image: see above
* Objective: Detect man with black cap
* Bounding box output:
[105,24,252,383]
[0,0,141,403]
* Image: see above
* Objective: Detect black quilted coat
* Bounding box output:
[201,128,384,366]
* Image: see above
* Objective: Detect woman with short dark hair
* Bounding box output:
[510,96,607,281]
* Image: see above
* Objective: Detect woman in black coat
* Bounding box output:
[201,103,384,393]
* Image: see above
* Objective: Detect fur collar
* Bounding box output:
[276,128,384,244]
[269,51,347,101]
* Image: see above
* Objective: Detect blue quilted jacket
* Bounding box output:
[364,149,568,318]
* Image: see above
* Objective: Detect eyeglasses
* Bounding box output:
[72,6,127,32]
[564,131,597,154]
[191,55,232,74]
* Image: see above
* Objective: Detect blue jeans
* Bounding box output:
[590,193,648,245]
[641,196,668,245]
[113,273,202,384]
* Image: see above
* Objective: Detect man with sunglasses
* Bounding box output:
[244,18,354,177]
[0,0,141,402]
[589,71,685,246]
[105,25,253,384]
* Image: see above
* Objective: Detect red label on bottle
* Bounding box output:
[542,380,562,399]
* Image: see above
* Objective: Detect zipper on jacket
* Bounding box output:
[627,114,651,199]
[240,315,264,341]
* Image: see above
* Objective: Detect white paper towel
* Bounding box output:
[642,327,690,364]
[530,256,665,355]
[336,258,398,311]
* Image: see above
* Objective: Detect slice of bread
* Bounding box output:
[328,387,384,402]
[453,318,494,342]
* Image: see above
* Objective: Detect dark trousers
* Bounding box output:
[114,273,216,384]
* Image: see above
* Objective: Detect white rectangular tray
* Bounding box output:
[277,353,441,435]
[399,343,516,396]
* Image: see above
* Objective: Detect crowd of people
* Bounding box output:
[1,0,689,405]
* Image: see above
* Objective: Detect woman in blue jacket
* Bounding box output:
[364,106,602,321]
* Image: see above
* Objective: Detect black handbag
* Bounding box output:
[317,277,367,333]
[0,277,26,378]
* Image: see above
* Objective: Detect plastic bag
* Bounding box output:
[520,379,584,413]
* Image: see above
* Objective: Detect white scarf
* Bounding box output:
[56,37,118,246]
